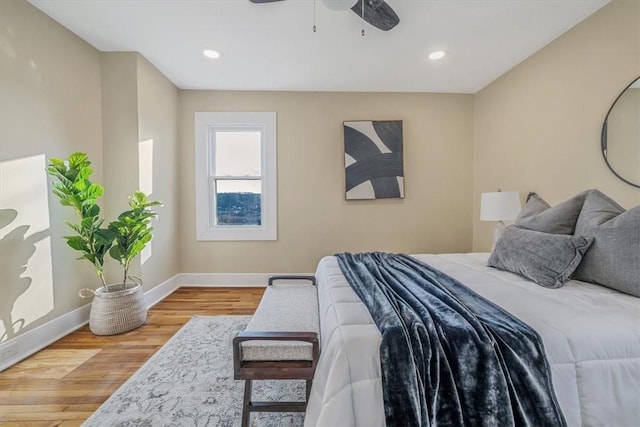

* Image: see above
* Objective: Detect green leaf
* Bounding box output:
[132,191,146,205]
[94,228,115,246]
[67,194,82,210]
[67,168,79,183]
[48,158,65,169]
[73,178,89,192]
[84,183,104,200]
[80,216,97,230]
[65,235,88,251]
[52,188,69,200]
[117,210,134,221]
[65,221,82,234]
[84,203,100,218]
[128,244,143,259]
[109,245,123,262]
[68,152,89,169]
[82,253,96,264]
[76,166,92,181]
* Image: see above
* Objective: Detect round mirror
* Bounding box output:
[601,76,640,188]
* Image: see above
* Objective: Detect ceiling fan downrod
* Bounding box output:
[361,0,365,36]
[313,0,317,32]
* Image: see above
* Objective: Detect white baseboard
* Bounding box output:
[0,272,313,371]
[177,272,313,287]
[144,274,182,308]
[0,273,182,372]
[0,302,91,372]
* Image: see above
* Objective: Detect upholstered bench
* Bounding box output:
[232,275,319,427]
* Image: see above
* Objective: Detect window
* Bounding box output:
[195,112,277,240]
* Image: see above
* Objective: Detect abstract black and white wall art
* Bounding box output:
[344,120,404,200]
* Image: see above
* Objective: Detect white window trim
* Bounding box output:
[195,112,277,241]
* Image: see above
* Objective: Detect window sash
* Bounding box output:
[208,126,265,228]
[209,177,263,228]
[208,125,263,177]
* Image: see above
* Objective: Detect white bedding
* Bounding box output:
[305,253,640,427]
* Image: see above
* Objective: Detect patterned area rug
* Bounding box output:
[83,315,305,427]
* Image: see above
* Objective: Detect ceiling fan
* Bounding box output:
[249,0,400,32]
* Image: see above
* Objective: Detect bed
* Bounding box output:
[304,252,640,427]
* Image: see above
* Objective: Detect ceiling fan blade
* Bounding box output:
[249,0,285,3]
[350,0,399,31]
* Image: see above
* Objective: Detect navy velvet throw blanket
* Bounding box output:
[336,252,566,427]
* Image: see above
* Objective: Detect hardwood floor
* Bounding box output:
[0,287,264,426]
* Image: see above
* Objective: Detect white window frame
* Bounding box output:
[195,112,277,241]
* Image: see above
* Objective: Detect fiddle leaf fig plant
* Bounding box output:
[47,153,161,292]
[108,192,162,286]
[47,153,113,290]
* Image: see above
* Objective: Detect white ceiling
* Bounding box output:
[29,0,608,94]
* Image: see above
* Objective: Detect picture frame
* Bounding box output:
[344,120,404,200]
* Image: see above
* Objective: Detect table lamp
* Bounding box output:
[480,189,521,247]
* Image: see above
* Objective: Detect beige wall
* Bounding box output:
[472,0,640,251]
[178,91,474,273]
[0,0,103,340]
[100,52,181,288]
[137,55,180,289]
[606,86,640,184]
[101,52,141,283]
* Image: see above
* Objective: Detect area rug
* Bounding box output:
[83,315,305,427]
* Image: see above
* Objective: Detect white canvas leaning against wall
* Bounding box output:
[344,120,404,200]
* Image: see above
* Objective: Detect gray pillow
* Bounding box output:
[515,190,590,234]
[572,190,640,297]
[488,226,594,288]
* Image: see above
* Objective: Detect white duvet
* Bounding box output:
[305,253,640,427]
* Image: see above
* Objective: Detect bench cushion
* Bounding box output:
[242,284,319,361]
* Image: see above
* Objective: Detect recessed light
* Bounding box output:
[428,51,446,60]
[203,49,220,59]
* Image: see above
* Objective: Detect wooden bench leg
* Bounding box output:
[242,379,252,427]
[239,378,313,425]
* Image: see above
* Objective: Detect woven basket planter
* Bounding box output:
[82,284,147,336]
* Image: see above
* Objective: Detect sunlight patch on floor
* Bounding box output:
[0,349,101,379]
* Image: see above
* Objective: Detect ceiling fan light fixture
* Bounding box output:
[203,49,221,59]
[428,51,446,60]
[322,0,358,11]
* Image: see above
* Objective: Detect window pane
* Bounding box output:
[215,131,261,176]
[215,180,262,226]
